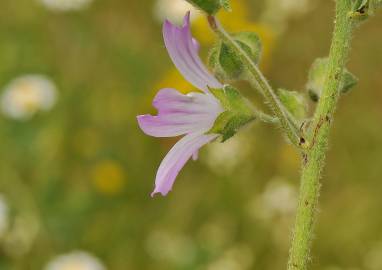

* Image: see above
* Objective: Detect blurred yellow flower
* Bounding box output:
[91,160,126,196]
[154,69,197,95]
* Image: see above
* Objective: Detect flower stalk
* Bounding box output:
[207,15,302,147]
[207,0,358,268]
[287,0,355,269]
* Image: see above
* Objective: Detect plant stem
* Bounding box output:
[251,107,279,124]
[207,16,301,147]
[287,1,354,269]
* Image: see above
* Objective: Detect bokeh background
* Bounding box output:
[0,0,381,269]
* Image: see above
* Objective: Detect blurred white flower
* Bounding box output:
[44,251,106,270]
[261,179,297,216]
[39,0,93,12]
[1,75,58,120]
[248,178,297,221]
[203,133,250,175]
[154,0,201,23]
[0,195,9,238]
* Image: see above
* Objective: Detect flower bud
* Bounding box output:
[208,32,262,81]
[306,58,358,102]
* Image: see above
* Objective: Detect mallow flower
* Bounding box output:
[137,12,225,197]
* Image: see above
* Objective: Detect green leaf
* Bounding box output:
[306,58,327,102]
[219,43,244,79]
[208,85,255,141]
[233,32,262,64]
[208,32,262,81]
[220,114,254,142]
[341,70,359,93]
[186,0,225,14]
[278,89,307,120]
[220,0,231,11]
[306,58,358,102]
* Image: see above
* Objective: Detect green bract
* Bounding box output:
[306,58,358,102]
[208,85,255,142]
[186,0,231,14]
[208,32,262,81]
[278,89,307,120]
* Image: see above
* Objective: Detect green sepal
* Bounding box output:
[278,89,307,120]
[208,85,255,142]
[306,58,358,102]
[341,70,359,93]
[208,32,262,81]
[186,0,228,14]
[209,43,242,81]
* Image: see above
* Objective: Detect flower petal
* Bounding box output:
[151,132,218,197]
[153,88,222,115]
[163,12,222,92]
[137,88,223,137]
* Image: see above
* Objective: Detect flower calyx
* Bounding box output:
[208,85,255,142]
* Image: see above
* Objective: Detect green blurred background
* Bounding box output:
[0,0,381,269]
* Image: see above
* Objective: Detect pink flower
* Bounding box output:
[137,12,224,197]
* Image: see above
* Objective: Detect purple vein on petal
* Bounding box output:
[163,12,222,92]
[137,88,223,137]
[164,21,208,91]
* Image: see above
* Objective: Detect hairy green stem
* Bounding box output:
[287,1,354,269]
[207,16,301,147]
